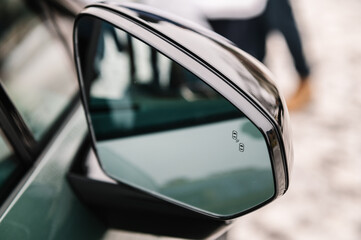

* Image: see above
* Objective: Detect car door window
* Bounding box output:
[0,0,77,141]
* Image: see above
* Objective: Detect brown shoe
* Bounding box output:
[286,78,312,111]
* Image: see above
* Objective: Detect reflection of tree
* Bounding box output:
[160,168,274,216]
[92,96,243,141]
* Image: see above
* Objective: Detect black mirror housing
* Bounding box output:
[69,1,293,238]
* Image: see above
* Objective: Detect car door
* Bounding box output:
[0,0,106,239]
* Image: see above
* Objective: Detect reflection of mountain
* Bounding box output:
[160,168,274,216]
[98,146,158,191]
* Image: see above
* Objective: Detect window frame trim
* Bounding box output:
[0,83,35,165]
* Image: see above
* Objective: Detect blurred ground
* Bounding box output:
[228,0,361,239]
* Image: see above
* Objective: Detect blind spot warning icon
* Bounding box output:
[239,143,245,152]
[232,130,238,140]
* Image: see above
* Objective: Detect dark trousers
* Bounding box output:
[209,0,310,78]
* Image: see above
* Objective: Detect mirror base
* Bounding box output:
[67,137,229,239]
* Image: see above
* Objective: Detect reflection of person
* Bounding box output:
[201,0,311,110]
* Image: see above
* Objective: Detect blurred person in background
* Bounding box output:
[197,0,312,111]
[142,0,210,28]
[264,0,311,110]
[198,0,268,60]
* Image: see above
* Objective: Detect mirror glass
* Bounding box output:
[76,16,275,217]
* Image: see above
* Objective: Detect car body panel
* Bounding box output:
[0,107,106,239]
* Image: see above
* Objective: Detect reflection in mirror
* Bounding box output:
[76,16,275,217]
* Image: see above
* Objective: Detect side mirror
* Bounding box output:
[73,2,292,220]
